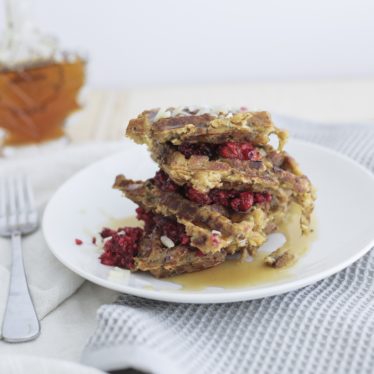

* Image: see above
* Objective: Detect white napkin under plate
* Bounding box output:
[0,142,125,333]
[0,355,102,374]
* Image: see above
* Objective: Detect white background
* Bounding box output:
[1,0,374,88]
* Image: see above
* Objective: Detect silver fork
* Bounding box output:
[0,176,40,342]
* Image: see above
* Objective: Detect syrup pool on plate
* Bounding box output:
[104,216,143,229]
[102,203,317,290]
[168,203,317,290]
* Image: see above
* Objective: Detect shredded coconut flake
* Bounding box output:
[152,105,246,121]
[186,105,199,113]
[259,148,267,157]
[154,109,172,122]
[160,235,175,248]
[127,183,143,191]
[108,267,131,282]
[196,107,211,115]
[172,106,190,116]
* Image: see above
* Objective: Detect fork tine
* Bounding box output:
[15,176,27,226]
[0,178,6,230]
[7,177,16,212]
[7,177,17,228]
[16,176,26,211]
[24,177,38,226]
[0,178,6,217]
[25,177,36,212]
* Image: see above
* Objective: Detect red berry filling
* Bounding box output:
[100,227,117,239]
[229,191,254,212]
[184,186,212,205]
[99,226,143,269]
[152,170,272,213]
[135,206,155,233]
[136,207,190,245]
[218,142,260,161]
[155,215,190,245]
[209,189,257,212]
[176,141,260,161]
[254,192,272,204]
[98,209,194,270]
[153,170,179,192]
[177,143,217,159]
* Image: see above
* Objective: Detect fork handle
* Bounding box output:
[2,232,40,342]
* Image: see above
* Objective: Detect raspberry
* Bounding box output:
[185,186,212,205]
[153,215,190,246]
[238,143,254,159]
[99,227,143,269]
[100,228,116,238]
[136,206,151,222]
[176,141,260,161]
[136,206,191,246]
[99,207,196,269]
[218,142,241,159]
[180,234,190,245]
[254,192,272,204]
[183,185,270,213]
[230,191,254,212]
[209,189,235,207]
[218,142,260,161]
[209,189,256,212]
[229,198,241,211]
[136,207,155,233]
[247,150,261,161]
[75,238,83,245]
[177,143,217,159]
[153,170,179,192]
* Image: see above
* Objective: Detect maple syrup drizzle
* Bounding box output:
[169,204,317,290]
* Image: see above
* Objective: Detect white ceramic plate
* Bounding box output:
[43,140,374,303]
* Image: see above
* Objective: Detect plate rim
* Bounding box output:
[42,139,374,303]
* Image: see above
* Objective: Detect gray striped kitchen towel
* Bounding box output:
[82,118,374,374]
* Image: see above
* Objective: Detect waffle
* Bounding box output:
[127,108,287,147]
[113,176,270,255]
[136,228,226,277]
[102,106,315,277]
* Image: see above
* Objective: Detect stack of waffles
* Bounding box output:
[103,107,315,277]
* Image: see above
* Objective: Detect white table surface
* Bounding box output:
[1,79,374,364]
